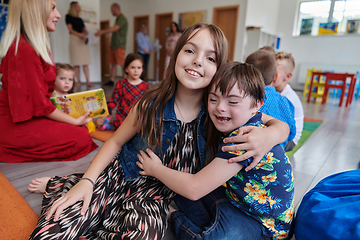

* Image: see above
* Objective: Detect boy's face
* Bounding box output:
[273,59,291,89]
[55,69,74,95]
[208,83,261,134]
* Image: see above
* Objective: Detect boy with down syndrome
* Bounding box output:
[137,62,295,240]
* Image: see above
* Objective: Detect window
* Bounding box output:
[295,0,360,36]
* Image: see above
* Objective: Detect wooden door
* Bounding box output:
[133,15,150,80]
[100,20,110,80]
[213,5,239,61]
[155,13,173,81]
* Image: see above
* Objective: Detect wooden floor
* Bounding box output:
[1,82,360,239]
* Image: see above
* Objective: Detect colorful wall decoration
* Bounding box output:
[179,10,207,31]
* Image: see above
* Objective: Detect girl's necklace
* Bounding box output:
[175,100,194,140]
[174,100,185,121]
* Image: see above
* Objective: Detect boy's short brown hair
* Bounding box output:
[259,46,276,55]
[276,51,295,69]
[245,50,276,86]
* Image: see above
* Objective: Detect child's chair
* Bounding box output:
[307,72,327,104]
[303,69,323,99]
[321,73,357,107]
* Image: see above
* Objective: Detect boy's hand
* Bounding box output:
[137,148,163,177]
[222,126,271,171]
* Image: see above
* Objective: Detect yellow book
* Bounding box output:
[50,88,109,119]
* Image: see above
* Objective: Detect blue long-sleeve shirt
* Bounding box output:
[260,86,296,149]
[136,32,152,54]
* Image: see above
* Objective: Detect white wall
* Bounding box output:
[245,0,280,34]
[52,0,248,81]
[99,0,248,80]
[50,0,360,86]
[276,0,360,89]
[50,0,101,83]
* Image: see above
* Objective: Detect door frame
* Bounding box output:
[154,12,173,81]
[100,20,110,81]
[213,5,239,61]
[133,15,150,80]
[133,15,150,54]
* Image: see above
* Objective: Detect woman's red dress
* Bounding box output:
[0,36,97,163]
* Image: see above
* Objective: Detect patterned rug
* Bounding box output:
[286,117,323,158]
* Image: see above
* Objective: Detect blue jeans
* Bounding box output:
[172,187,271,240]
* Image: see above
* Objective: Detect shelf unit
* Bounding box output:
[244,28,280,59]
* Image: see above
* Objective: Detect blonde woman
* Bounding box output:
[0,0,97,163]
[66,1,94,89]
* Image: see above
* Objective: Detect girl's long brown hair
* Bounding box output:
[134,23,228,152]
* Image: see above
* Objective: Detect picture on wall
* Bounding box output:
[0,3,8,41]
[300,18,313,35]
[179,10,207,31]
[79,7,97,25]
[318,22,338,35]
[346,19,360,34]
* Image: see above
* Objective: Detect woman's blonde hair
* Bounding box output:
[0,0,53,64]
[68,2,79,17]
[135,23,228,152]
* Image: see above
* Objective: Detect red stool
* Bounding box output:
[321,73,357,107]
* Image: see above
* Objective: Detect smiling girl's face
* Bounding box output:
[175,29,217,92]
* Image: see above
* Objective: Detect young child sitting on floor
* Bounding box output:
[53,63,75,96]
[137,62,295,240]
[54,63,96,132]
[246,50,296,150]
[273,52,304,151]
[95,53,150,130]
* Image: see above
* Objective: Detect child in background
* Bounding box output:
[246,50,296,149]
[53,63,75,96]
[54,63,96,133]
[29,23,289,240]
[273,52,304,151]
[95,53,150,130]
[137,62,294,240]
[259,45,276,54]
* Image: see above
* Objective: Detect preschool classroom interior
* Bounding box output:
[1,0,360,239]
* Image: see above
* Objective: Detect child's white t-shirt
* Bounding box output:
[281,84,304,144]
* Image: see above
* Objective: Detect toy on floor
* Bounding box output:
[100,116,115,131]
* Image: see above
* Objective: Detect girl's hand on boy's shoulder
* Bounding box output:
[222,126,267,171]
[137,148,163,177]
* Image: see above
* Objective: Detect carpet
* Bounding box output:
[90,128,115,142]
[0,171,39,239]
[286,117,323,158]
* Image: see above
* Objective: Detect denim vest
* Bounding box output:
[119,95,207,181]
